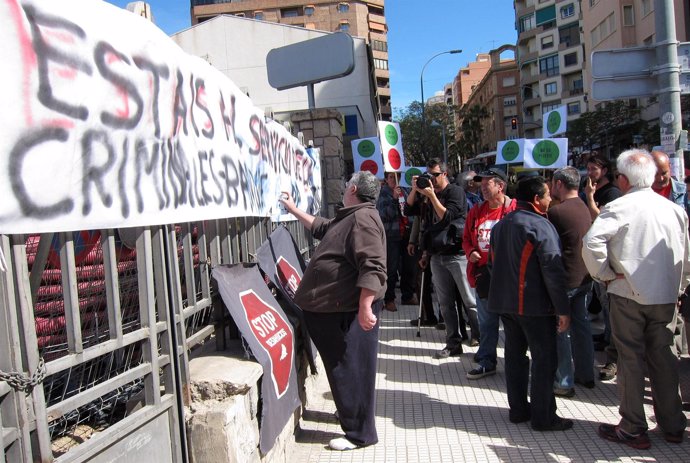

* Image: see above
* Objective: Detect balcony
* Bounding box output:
[377,86,391,97]
[368,13,386,26]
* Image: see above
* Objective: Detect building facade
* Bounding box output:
[452,53,492,142]
[460,45,521,156]
[514,0,587,138]
[190,0,391,121]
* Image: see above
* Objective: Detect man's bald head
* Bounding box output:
[651,150,671,190]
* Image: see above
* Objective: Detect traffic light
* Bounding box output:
[511,117,518,130]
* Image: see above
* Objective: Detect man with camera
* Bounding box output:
[405,158,477,359]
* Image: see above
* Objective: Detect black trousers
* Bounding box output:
[501,313,559,428]
[303,301,382,446]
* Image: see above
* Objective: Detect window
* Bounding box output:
[234,12,245,17]
[338,21,350,32]
[590,0,599,6]
[338,3,349,13]
[541,35,554,49]
[571,78,584,94]
[503,96,517,106]
[536,5,556,26]
[372,40,388,52]
[591,13,615,46]
[344,115,358,136]
[503,76,516,87]
[567,101,581,115]
[561,4,575,19]
[543,102,560,113]
[559,23,580,47]
[374,58,388,70]
[564,52,578,66]
[519,14,535,33]
[304,5,314,16]
[544,82,558,95]
[641,0,652,16]
[253,11,264,20]
[539,54,559,77]
[281,7,300,18]
[623,5,634,26]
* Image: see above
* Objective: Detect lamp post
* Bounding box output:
[430,120,448,165]
[420,49,462,153]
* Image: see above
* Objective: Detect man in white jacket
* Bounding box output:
[582,149,690,449]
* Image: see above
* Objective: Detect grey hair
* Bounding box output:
[349,171,381,204]
[460,171,476,188]
[552,166,580,190]
[616,149,655,188]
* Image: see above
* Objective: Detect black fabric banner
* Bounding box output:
[211,264,301,454]
[256,226,316,373]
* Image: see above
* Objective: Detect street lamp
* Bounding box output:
[420,49,462,152]
[430,120,448,165]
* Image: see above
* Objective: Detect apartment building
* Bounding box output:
[190,0,391,121]
[514,0,587,138]
[461,45,521,154]
[582,0,689,123]
[452,53,492,142]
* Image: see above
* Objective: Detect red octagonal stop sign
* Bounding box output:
[240,290,294,397]
[276,256,301,299]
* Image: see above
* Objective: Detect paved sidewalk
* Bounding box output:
[291,300,690,462]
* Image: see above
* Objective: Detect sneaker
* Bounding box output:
[599,362,617,381]
[663,430,684,444]
[532,417,574,432]
[434,346,463,359]
[469,338,480,347]
[384,301,397,312]
[575,378,595,389]
[409,318,437,327]
[553,387,576,398]
[467,365,496,379]
[401,295,419,305]
[598,423,651,449]
[328,437,359,451]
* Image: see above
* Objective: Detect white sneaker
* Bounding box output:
[328,437,359,451]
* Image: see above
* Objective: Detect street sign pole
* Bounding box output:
[656,0,684,178]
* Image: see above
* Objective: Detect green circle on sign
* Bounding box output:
[546,111,561,135]
[384,125,399,145]
[405,167,422,185]
[502,141,520,162]
[358,140,376,157]
[532,140,560,166]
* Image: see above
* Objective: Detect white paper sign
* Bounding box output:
[399,166,426,188]
[523,138,568,169]
[378,121,405,172]
[496,139,525,164]
[543,107,567,137]
[0,0,321,234]
[351,137,383,179]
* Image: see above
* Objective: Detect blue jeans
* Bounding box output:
[555,282,595,388]
[476,291,500,369]
[430,254,477,350]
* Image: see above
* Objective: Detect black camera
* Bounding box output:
[416,173,433,189]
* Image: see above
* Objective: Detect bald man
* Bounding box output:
[651,151,687,209]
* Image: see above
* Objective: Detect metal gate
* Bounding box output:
[0,217,312,462]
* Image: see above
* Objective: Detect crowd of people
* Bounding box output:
[280,147,690,451]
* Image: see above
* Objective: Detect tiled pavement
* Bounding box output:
[291,298,690,462]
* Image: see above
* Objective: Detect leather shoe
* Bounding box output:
[575,378,595,389]
[532,417,573,432]
[384,301,397,312]
[434,346,463,359]
[663,430,684,444]
[401,295,419,305]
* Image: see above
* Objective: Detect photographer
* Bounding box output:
[405,158,477,359]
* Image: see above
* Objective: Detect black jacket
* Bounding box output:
[487,202,570,317]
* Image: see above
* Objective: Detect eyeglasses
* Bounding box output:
[429,172,444,177]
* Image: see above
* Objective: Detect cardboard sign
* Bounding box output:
[378,121,406,172]
[400,166,425,188]
[496,139,525,164]
[351,137,384,179]
[543,107,567,137]
[523,138,568,169]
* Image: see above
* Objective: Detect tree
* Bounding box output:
[566,100,644,156]
[456,104,489,160]
[394,101,460,171]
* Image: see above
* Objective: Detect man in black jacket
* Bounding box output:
[488,176,572,431]
[405,158,476,359]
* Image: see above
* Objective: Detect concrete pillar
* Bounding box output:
[291,109,345,218]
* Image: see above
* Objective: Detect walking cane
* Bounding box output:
[416,271,425,337]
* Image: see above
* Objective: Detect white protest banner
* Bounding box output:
[400,166,425,188]
[0,0,320,234]
[496,139,525,164]
[351,137,383,179]
[378,121,405,172]
[543,106,567,137]
[272,147,322,222]
[523,138,568,169]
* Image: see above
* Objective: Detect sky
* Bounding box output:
[105,0,517,114]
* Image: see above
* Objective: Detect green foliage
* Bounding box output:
[566,100,644,153]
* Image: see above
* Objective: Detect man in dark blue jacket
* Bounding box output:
[488,176,572,431]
